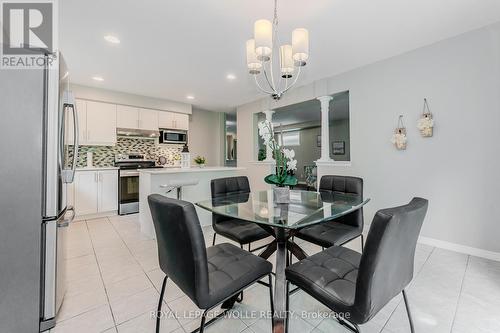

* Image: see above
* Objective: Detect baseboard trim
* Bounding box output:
[419,236,500,262]
[75,211,118,221]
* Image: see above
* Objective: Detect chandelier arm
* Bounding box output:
[268,52,278,93]
[281,66,302,95]
[254,75,276,95]
[262,63,277,93]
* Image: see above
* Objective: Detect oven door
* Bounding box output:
[118,170,139,215]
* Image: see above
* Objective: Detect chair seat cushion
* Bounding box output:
[213,218,270,244]
[204,243,272,307]
[286,246,360,311]
[296,221,362,248]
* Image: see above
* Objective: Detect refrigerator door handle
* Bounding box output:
[62,91,79,183]
[59,206,75,227]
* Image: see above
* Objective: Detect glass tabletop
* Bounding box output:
[196,190,370,230]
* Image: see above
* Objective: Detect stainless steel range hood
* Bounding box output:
[117,128,160,139]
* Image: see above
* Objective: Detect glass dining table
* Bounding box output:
[196,189,370,333]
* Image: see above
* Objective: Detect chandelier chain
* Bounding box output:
[273,0,278,26]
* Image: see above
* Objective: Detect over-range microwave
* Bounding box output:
[159,129,188,144]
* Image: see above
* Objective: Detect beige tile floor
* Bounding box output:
[53,214,500,333]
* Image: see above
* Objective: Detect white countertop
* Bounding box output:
[76,166,119,171]
[139,166,245,174]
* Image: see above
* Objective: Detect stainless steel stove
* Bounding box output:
[115,154,159,215]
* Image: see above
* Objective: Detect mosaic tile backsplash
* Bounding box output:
[67,137,184,167]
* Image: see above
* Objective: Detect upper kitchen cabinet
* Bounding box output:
[85,101,117,146]
[117,106,158,131]
[139,108,159,130]
[174,112,189,130]
[158,111,189,130]
[116,105,139,129]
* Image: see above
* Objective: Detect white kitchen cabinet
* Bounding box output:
[117,105,139,129]
[158,111,189,130]
[74,171,99,216]
[74,169,118,216]
[158,111,175,129]
[98,170,118,212]
[117,106,158,131]
[66,99,87,145]
[174,113,189,130]
[86,101,117,146]
[139,108,158,130]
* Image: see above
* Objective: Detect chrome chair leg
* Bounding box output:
[268,274,274,316]
[212,233,216,246]
[360,234,365,252]
[156,276,168,333]
[402,289,415,333]
[285,281,290,331]
[338,316,360,333]
[198,309,208,333]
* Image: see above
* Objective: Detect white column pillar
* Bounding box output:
[263,110,275,162]
[317,96,333,162]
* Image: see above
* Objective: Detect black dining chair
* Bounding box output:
[295,175,365,251]
[286,197,428,333]
[148,194,274,333]
[211,176,270,252]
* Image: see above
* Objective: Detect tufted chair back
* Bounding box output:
[319,175,364,228]
[148,194,210,307]
[353,197,428,323]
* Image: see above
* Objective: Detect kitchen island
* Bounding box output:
[138,166,245,238]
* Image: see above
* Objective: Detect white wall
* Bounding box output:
[188,108,223,166]
[237,22,500,255]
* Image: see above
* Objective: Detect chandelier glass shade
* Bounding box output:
[246,0,309,100]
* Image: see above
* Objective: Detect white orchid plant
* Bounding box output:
[258,120,298,187]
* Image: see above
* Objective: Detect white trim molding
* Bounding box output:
[249,160,276,165]
[315,160,352,167]
[419,236,500,262]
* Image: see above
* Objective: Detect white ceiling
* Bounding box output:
[59,0,500,112]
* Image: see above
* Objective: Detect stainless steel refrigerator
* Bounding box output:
[0,50,78,332]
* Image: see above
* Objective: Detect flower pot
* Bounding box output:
[273,186,290,204]
[196,163,205,168]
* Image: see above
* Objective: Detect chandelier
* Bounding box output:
[246,0,309,100]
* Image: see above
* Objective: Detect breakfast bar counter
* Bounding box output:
[138,166,245,238]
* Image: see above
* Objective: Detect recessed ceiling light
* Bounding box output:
[226,73,236,80]
[186,95,195,100]
[92,76,104,82]
[104,35,120,44]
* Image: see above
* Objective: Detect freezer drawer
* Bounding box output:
[40,206,74,331]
